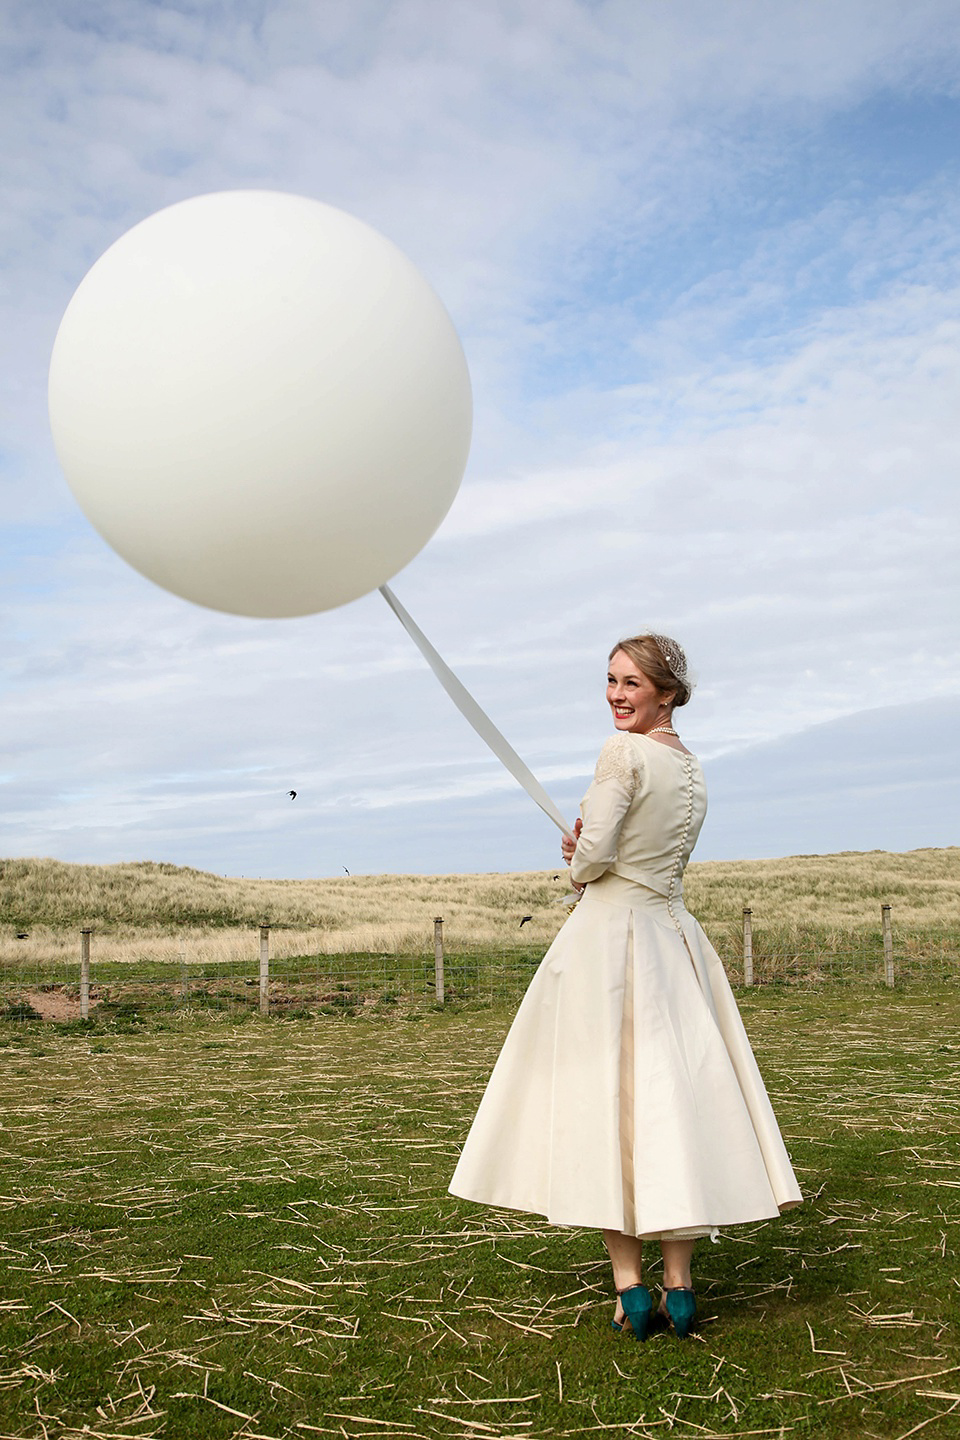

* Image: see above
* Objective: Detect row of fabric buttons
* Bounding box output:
[665,756,695,938]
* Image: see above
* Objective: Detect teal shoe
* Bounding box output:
[613,1284,654,1340]
[663,1287,698,1339]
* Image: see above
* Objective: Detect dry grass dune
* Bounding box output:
[1,848,957,971]
[684,845,960,928]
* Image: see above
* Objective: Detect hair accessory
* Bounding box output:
[646,633,689,687]
[612,631,697,700]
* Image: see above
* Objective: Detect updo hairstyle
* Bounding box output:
[608,634,692,709]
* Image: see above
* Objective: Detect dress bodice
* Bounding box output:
[570,732,707,899]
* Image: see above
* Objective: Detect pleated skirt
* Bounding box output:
[449,874,802,1237]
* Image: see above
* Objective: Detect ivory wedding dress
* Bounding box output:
[449,731,802,1238]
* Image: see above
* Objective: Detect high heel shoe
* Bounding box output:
[611,1284,653,1340]
[653,1286,698,1339]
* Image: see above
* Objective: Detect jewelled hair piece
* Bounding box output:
[645,632,695,695]
[613,631,696,697]
[647,632,688,684]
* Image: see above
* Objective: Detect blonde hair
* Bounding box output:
[608,634,692,709]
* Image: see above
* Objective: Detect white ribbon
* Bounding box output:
[380,584,575,838]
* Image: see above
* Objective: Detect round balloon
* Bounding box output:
[48,191,472,617]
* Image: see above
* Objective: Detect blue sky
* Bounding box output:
[1,0,959,878]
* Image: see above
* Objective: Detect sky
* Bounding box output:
[1,0,959,879]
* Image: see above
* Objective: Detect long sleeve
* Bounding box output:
[570,734,642,886]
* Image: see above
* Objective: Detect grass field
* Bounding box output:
[1,990,959,1440]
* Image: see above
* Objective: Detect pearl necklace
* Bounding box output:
[647,723,679,737]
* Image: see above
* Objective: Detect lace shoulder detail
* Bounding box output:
[592,733,642,793]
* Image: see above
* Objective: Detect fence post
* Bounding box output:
[259,923,270,1015]
[742,908,754,987]
[881,904,894,988]
[80,928,91,1019]
[433,916,445,1005]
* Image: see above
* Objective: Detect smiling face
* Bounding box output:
[606,649,675,734]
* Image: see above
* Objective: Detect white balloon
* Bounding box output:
[48,191,472,617]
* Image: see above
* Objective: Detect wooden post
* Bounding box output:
[433,916,445,1006]
[742,908,754,987]
[259,923,270,1015]
[881,904,894,988]
[80,928,91,1019]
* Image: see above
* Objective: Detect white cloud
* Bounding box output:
[1,0,959,874]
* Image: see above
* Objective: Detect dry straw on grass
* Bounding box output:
[0,994,959,1438]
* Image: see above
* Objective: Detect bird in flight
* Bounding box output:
[519,915,533,928]
[288,790,297,799]
[343,865,350,875]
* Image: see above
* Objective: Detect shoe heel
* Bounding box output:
[618,1284,653,1341]
[664,1287,697,1339]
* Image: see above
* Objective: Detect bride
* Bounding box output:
[449,633,801,1340]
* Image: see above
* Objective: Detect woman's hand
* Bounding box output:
[561,817,583,865]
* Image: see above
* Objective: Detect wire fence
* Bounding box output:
[713,925,960,988]
[0,935,544,1023]
[2,906,959,1024]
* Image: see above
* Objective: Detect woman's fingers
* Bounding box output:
[561,818,581,865]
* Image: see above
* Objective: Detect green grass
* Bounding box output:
[7,937,959,1026]
[1,992,959,1439]
[0,946,561,1021]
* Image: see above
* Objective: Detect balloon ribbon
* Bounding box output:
[379,584,575,837]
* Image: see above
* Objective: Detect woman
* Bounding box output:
[449,633,801,1340]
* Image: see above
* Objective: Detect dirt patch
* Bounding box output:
[21,988,102,1021]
